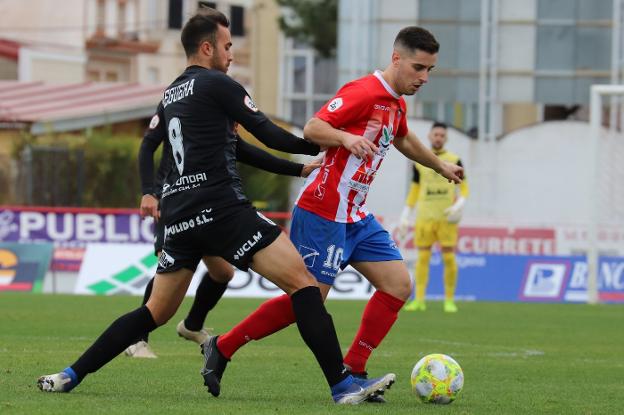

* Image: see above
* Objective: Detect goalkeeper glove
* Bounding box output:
[444,197,465,224]
[397,205,414,240]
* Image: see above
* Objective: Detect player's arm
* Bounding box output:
[210,75,320,156]
[444,160,469,223]
[138,104,165,220]
[302,82,378,161]
[303,118,378,161]
[236,136,319,177]
[394,130,463,184]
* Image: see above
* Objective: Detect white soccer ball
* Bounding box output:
[410,353,464,404]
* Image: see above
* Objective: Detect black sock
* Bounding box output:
[184,272,228,331]
[135,277,154,343]
[70,306,157,382]
[290,286,348,388]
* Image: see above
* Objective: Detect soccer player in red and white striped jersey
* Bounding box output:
[205,26,463,403]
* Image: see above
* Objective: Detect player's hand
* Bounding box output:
[301,157,323,178]
[437,161,464,184]
[140,194,160,221]
[342,133,379,161]
[396,205,414,240]
[444,197,465,224]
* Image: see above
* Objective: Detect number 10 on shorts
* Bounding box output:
[323,244,343,271]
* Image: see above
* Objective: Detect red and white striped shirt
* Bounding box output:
[296,71,408,223]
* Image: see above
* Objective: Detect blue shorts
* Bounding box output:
[290,206,403,285]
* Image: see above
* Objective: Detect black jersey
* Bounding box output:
[139,103,169,198]
[156,66,319,223]
[139,108,306,199]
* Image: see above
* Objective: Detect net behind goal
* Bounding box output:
[587,85,624,304]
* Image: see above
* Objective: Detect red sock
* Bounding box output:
[344,290,405,373]
[217,294,295,359]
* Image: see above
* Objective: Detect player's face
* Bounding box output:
[395,49,437,96]
[428,127,447,151]
[210,24,233,73]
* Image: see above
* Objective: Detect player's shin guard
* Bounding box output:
[70,306,157,382]
[416,249,432,302]
[442,251,458,300]
[344,291,405,374]
[216,294,295,359]
[184,271,228,331]
[290,286,349,388]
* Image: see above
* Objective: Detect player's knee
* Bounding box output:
[210,266,235,283]
[282,262,317,294]
[391,274,412,300]
[146,302,175,326]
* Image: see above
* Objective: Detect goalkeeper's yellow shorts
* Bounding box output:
[414,220,458,248]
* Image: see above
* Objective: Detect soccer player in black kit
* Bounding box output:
[125,118,322,358]
[37,9,394,404]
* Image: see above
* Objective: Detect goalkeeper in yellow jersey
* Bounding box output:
[398,122,469,312]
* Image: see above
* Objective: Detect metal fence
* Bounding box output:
[16,146,84,206]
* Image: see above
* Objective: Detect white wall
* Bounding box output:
[0,0,86,48]
[367,120,624,230]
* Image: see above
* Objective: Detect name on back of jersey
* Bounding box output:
[163,79,195,108]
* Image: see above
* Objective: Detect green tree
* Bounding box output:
[276,0,337,57]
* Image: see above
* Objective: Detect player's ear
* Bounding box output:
[391,50,401,67]
[199,40,213,58]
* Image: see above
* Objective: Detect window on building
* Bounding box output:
[280,39,336,126]
[96,0,106,35]
[198,1,217,9]
[118,1,127,36]
[230,5,245,36]
[168,0,183,29]
[105,71,119,82]
[87,70,101,82]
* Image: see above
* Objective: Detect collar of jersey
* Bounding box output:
[373,70,401,99]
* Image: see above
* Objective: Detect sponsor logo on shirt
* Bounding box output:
[374,104,391,111]
[161,172,208,198]
[244,95,259,112]
[149,114,160,129]
[164,209,213,237]
[378,123,394,156]
[327,97,343,112]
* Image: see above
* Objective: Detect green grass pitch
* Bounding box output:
[1,293,623,414]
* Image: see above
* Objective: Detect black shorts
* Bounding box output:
[156,206,281,273]
[153,218,165,256]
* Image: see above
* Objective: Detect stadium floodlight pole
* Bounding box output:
[588,84,624,304]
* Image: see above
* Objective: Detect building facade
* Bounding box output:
[338,0,621,137]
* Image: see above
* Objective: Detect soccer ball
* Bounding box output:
[410,353,464,404]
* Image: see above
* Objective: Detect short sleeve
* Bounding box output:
[314,81,370,129]
[144,103,166,144]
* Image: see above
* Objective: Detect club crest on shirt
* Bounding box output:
[327,97,343,112]
[149,114,159,129]
[244,95,259,112]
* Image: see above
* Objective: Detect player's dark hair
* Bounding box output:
[394,26,439,55]
[181,8,230,58]
[432,121,447,129]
